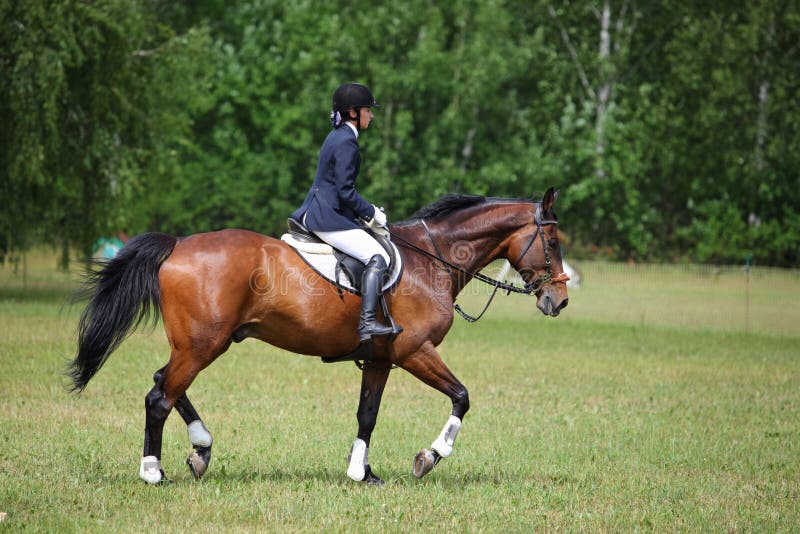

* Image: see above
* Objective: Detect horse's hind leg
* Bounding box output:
[140,370,173,484]
[152,367,213,480]
[396,341,470,479]
[175,394,213,480]
[347,362,392,486]
[140,343,226,484]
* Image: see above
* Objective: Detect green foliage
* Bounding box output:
[0,0,214,261]
[2,0,799,265]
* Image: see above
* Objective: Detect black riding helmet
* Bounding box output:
[331,82,380,128]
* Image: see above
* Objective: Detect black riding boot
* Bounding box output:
[357,255,395,342]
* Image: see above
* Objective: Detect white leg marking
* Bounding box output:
[187,420,212,448]
[431,415,462,458]
[346,438,368,481]
[139,455,163,484]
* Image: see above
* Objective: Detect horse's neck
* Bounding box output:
[443,230,505,270]
[425,208,523,287]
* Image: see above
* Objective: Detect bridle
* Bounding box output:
[387,203,569,322]
[513,203,571,291]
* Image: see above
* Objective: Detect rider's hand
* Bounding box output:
[372,205,387,226]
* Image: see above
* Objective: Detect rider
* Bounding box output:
[291,82,398,342]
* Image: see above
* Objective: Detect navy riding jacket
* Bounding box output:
[291,125,375,231]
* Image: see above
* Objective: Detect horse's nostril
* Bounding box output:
[558,298,569,311]
[537,295,553,315]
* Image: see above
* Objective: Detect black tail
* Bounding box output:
[69,232,177,392]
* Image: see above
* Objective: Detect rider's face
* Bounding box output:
[349,107,373,129]
[360,107,373,129]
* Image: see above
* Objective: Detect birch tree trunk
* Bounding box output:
[754,10,775,173]
[549,1,628,181]
[595,0,612,179]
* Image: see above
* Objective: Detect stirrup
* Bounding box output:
[358,328,394,342]
[378,294,403,341]
[358,315,395,341]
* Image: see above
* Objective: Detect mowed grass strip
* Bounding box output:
[1,255,799,531]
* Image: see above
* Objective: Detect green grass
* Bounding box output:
[1,254,799,532]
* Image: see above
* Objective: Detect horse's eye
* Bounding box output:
[548,239,558,250]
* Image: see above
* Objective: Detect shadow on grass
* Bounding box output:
[194,464,518,488]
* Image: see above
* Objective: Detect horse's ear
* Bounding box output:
[542,187,558,212]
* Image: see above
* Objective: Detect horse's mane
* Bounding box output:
[405,194,487,221]
[395,194,543,226]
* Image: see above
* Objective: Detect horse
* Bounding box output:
[69,187,569,485]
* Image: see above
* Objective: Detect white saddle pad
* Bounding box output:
[280,234,402,294]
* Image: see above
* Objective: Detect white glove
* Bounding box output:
[372,205,387,226]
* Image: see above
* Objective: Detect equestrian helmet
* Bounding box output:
[332,83,380,114]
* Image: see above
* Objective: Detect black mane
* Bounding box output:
[407,194,487,221]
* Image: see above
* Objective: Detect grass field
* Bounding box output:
[1,251,799,532]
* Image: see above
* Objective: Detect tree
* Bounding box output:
[3,0,798,267]
[0,0,214,264]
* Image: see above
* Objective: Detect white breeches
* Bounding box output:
[314,228,389,265]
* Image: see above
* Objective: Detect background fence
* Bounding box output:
[2,251,799,338]
[458,260,800,338]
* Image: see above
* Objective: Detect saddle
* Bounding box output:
[281,218,403,365]
[282,218,402,293]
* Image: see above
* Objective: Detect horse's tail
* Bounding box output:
[69,232,178,392]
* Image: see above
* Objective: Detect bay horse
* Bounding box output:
[69,187,569,485]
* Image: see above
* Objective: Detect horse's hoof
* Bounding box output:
[363,465,385,487]
[412,448,439,478]
[186,451,208,480]
[140,470,172,485]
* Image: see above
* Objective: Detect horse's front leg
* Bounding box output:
[347,362,392,486]
[396,341,470,479]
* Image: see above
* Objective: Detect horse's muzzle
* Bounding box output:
[536,292,569,317]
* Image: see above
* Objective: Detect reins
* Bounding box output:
[387,204,569,323]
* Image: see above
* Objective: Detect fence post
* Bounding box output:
[22,251,27,292]
[745,255,751,332]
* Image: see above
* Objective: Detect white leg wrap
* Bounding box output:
[431,415,462,458]
[187,420,212,448]
[346,438,368,481]
[139,455,163,484]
